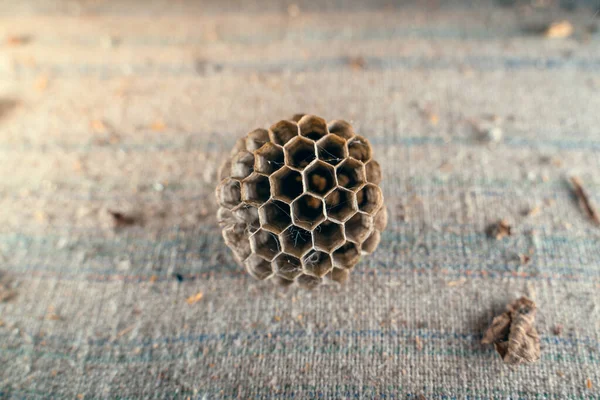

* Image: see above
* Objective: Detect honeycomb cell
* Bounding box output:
[365,160,382,184]
[259,200,292,234]
[245,128,270,151]
[218,159,232,181]
[316,134,347,166]
[284,136,316,170]
[297,274,322,289]
[241,173,271,206]
[347,136,372,163]
[361,230,381,254]
[332,241,361,269]
[269,120,299,146]
[272,254,303,280]
[302,250,333,277]
[325,187,357,223]
[231,137,247,155]
[304,161,336,197]
[233,204,260,232]
[270,167,303,203]
[356,183,383,215]
[272,275,294,287]
[216,178,241,210]
[280,225,313,258]
[327,119,355,140]
[254,142,284,175]
[292,194,325,230]
[336,158,366,190]
[289,113,305,122]
[222,223,252,262]
[327,267,349,283]
[298,115,328,141]
[345,212,373,243]
[374,206,388,231]
[230,151,255,180]
[313,220,345,252]
[245,254,273,280]
[249,229,281,261]
[217,207,236,227]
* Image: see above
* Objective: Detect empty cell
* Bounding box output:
[245,254,273,280]
[241,173,271,206]
[313,220,345,252]
[230,151,255,179]
[332,241,361,269]
[325,188,357,223]
[222,223,252,262]
[347,136,372,162]
[304,161,336,197]
[356,184,383,215]
[272,254,303,280]
[361,230,381,254]
[254,142,285,175]
[269,120,299,146]
[345,213,373,243]
[302,250,333,277]
[327,267,350,283]
[292,194,325,230]
[297,273,322,289]
[365,160,382,184]
[233,204,260,231]
[298,115,328,141]
[270,167,303,203]
[316,134,347,166]
[284,136,316,170]
[216,178,241,210]
[249,229,281,261]
[259,200,292,234]
[327,119,355,140]
[245,128,270,151]
[336,158,366,190]
[374,207,388,231]
[280,225,313,258]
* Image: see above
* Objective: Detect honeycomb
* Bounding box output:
[216,115,387,288]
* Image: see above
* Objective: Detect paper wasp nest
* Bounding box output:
[216,115,387,288]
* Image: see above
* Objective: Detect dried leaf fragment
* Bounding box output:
[186,292,204,305]
[482,297,540,366]
[545,20,573,38]
[569,176,600,225]
[487,219,512,240]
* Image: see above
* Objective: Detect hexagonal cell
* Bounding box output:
[356,183,383,215]
[332,241,361,269]
[327,267,349,283]
[230,136,247,155]
[298,115,328,141]
[325,187,357,223]
[345,212,373,243]
[313,220,345,252]
[336,158,366,190]
[347,136,372,163]
[304,161,336,197]
[297,273,321,289]
[230,151,255,180]
[241,173,271,207]
[254,142,284,175]
[272,275,294,287]
[289,113,305,122]
[269,120,299,146]
[361,230,381,255]
[249,229,281,261]
[245,128,270,151]
[366,160,382,184]
[222,223,251,262]
[216,178,241,210]
[218,158,232,181]
[272,254,303,280]
[316,134,347,166]
[270,167,303,203]
[217,206,236,227]
[259,200,292,234]
[284,136,316,170]
[374,206,388,232]
[292,194,325,230]
[233,204,260,231]
[280,225,313,258]
[327,119,355,140]
[302,250,333,277]
[244,254,273,280]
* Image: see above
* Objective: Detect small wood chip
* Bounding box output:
[482,297,540,366]
[186,292,204,305]
[116,324,135,338]
[415,336,423,351]
[586,379,593,389]
[447,277,467,287]
[552,324,563,336]
[545,20,573,38]
[570,176,600,225]
[524,205,541,218]
[487,219,512,240]
[46,313,62,321]
[347,56,366,70]
[108,210,138,228]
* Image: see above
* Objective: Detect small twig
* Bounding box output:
[570,176,600,225]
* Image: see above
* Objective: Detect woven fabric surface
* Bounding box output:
[1,1,600,398]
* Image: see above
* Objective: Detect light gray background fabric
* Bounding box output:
[1,1,600,398]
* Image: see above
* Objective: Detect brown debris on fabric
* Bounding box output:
[0,98,19,120]
[482,297,540,366]
[415,336,423,351]
[186,292,204,305]
[0,270,17,303]
[108,210,140,228]
[544,20,573,38]
[569,176,600,226]
[552,324,563,336]
[347,56,366,70]
[4,34,32,46]
[487,219,512,240]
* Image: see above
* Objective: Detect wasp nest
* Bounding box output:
[216,114,387,288]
